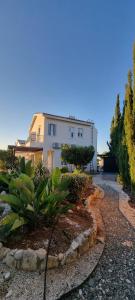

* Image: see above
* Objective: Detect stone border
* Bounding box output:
[0,193,105,300]
[0,210,97,271]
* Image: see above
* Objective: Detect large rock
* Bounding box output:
[47,255,59,269]
[21,249,37,271]
[78,238,89,255]
[4,252,16,268]
[36,248,46,261]
[14,249,23,261]
[61,248,77,265]
[0,247,10,260]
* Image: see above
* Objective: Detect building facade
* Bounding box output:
[9,113,97,172]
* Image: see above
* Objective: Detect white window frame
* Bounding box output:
[69,127,75,138]
[48,123,56,136]
[78,128,83,138]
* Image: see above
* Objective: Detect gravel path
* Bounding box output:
[61,185,135,300]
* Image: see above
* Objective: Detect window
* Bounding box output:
[48,123,56,136]
[69,127,75,138]
[78,128,83,138]
[38,126,41,135]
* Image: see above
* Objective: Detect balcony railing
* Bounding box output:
[26,134,44,144]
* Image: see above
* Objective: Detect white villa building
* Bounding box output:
[9,112,97,172]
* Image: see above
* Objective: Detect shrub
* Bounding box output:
[0,160,7,172]
[60,166,69,173]
[116,174,124,186]
[0,207,4,216]
[33,161,49,189]
[0,168,72,241]
[19,157,34,177]
[63,173,92,203]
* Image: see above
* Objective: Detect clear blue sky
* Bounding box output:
[0,0,135,153]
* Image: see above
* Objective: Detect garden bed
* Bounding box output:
[4,206,93,255]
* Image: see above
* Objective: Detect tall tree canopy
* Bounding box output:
[109,43,135,192]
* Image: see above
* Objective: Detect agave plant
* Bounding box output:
[0,168,71,241]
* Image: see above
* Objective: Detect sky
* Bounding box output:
[0,0,135,153]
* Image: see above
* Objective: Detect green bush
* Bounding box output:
[60,166,69,173]
[33,161,49,189]
[0,207,4,216]
[63,173,92,203]
[0,168,72,242]
[116,174,124,186]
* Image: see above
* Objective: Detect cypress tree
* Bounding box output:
[124,70,135,192]
[118,101,130,187]
[131,44,135,191]
[114,94,121,127]
[109,94,121,156]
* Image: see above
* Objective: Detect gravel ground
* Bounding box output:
[62,185,135,300]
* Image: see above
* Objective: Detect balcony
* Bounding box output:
[26,134,44,146]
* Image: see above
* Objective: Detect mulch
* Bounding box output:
[4,185,95,255]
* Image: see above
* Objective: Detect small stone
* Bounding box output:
[5,290,12,298]
[68,209,73,213]
[96,236,105,244]
[1,191,6,195]
[126,279,131,284]
[0,242,3,249]
[58,253,64,262]
[79,289,83,296]
[4,272,11,281]
[108,269,112,273]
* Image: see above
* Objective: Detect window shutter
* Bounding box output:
[48,124,51,135]
[53,124,56,136]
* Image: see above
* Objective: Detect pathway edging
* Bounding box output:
[94,175,135,229]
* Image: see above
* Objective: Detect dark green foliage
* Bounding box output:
[60,166,69,173]
[18,157,34,177]
[61,145,95,170]
[109,94,121,156]
[62,173,92,203]
[109,43,135,192]
[0,168,72,241]
[0,149,19,172]
[0,206,4,216]
[33,161,49,189]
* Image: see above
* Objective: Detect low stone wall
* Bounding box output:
[0,210,97,272]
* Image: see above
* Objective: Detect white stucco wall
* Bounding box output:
[25,113,97,172]
[43,116,97,171]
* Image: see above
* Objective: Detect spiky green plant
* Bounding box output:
[0,168,71,241]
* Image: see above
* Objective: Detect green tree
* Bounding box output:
[109,94,121,156]
[61,145,95,170]
[124,70,135,192]
[118,102,130,187]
